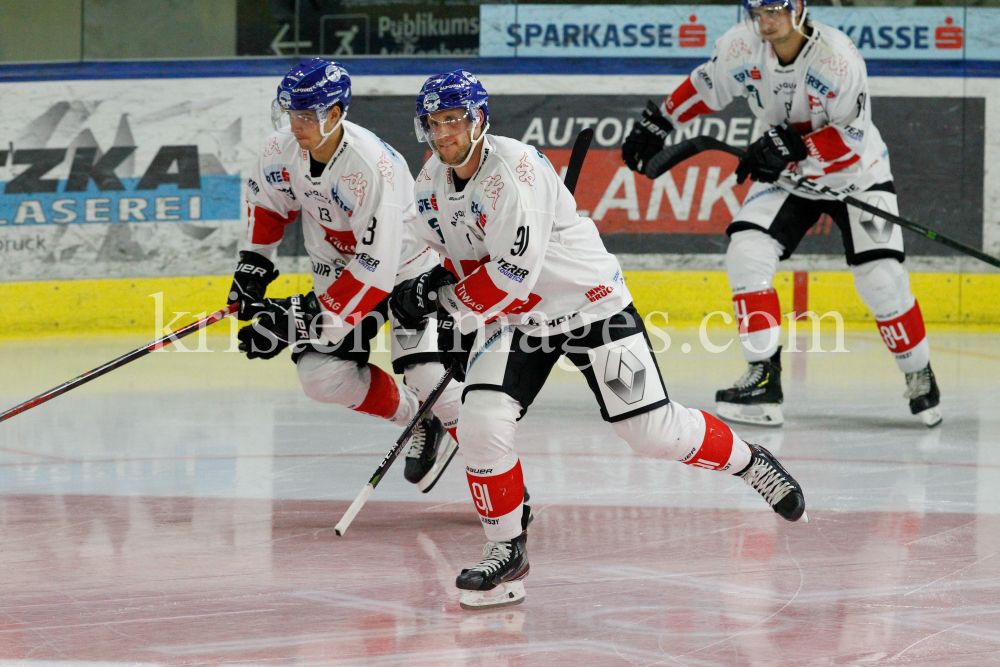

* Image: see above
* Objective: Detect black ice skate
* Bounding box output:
[737,444,807,522]
[457,506,531,610]
[905,363,942,428]
[403,412,459,492]
[715,346,784,427]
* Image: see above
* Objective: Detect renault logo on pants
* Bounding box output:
[604,345,646,404]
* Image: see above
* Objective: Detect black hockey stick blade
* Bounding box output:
[564,128,594,196]
[0,302,238,425]
[334,360,460,536]
[644,136,744,179]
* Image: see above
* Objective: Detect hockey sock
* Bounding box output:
[354,364,418,424]
[682,410,752,473]
[466,451,524,541]
[447,427,459,443]
[876,300,929,373]
[734,289,782,362]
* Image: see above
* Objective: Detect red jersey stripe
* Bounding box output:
[677,101,713,124]
[665,77,698,115]
[454,269,508,313]
[248,205,297,245]
[805,126,852,162]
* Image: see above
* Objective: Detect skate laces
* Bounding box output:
[740,453,793,507]
[904,367,932,400]
[406,417,429,459]
[467,540,512,576]
[733,362,765,390]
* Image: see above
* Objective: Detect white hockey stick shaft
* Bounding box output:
[334,483,374,536]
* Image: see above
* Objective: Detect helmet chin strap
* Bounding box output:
[313,109,345,151]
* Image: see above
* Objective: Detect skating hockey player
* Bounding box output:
[622,0,942,428]
[390,70,808,610]
[228,58,461,491]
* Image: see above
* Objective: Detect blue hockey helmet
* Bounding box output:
[414,70,490,167]
[741,0,807,34]
[271,58,351,145]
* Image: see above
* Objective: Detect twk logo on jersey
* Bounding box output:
[341,172,368,207]
[481,174,504,210]
[604,345,646,405]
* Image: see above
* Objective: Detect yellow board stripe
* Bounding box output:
[0,271,997,338]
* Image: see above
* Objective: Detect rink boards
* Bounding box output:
[0,63,997,335]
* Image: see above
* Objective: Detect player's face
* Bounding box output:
[289,107,341,150]
[427,108,481,165]
[750,5,795,42]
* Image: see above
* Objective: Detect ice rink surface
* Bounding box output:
[1,327,998,666]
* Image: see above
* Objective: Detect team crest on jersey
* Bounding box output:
[341,172,368,207]
[726,38,753,62]
[377,152,395,190]
[481,174,504,210]
[516,153,535,186]
[264,137,282,156]
[417,167,432,182]
[819,54,850,79]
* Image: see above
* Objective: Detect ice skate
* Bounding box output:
[458,507,531,610]
[716,347,784,426]
[404,412,458,492]
[738,444,807,522]
[905,363,942,428]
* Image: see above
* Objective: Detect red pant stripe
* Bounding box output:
[354,365,400,420]
[876,300,926,354]
[467,460,523,519]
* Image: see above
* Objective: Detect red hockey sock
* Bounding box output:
[466,455,524,540]
[447,427,459,443]
[353,365,401,420]
[683,411,748,473]
[733,289,781,358]
[876,300,926,355]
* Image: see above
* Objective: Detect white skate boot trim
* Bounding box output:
[716,401,784,427]
[918,406,943,428]
[460,581,526,610]
[418,431,459,493]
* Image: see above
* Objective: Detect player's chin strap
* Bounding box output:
[643,136,1000,270]
[314,108,346,151]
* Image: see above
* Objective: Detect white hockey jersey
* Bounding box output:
[413,135,631,337]
[245,120,436,343]
[663,20,892,197]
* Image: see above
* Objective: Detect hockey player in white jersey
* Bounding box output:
[623,0,942,428]
[227,58,462,490]
[390,70,807,610]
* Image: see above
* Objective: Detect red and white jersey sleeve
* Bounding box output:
[245,133,302,258]
[660,20,892,197]
[416,137,631,337]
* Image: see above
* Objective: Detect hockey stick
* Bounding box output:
[646,136,1000,270]
[0,302,238,425]
[334,130,595,536]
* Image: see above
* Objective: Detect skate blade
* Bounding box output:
[418,433,459,493]
[801,511,809,523]
[918,406,943,428]
[716,402,784,427]
[459,581,525,610]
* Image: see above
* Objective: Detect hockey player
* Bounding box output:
[622,0,942,428]
[228,58,461,490]
[390,70,808,610]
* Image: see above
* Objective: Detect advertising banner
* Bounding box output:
[0,77,985,283]
[481,5,1000,61]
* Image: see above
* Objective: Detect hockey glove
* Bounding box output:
[436,310,474,383]
[237,292,321,361]
[228,251,280,321]
[735,124,808,185]
[390,265,458,329]
[622,101,675,176]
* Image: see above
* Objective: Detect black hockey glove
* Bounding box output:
[390,265,458,329]
[228,250,280,321]
[622,101,675,176]
[237,292,321,361]
[435,310,475,383]
[735,124,808,185]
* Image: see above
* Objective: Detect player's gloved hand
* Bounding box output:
[436,310,473,383]
[228,250,280,321]
[390,265,457,329]
[622,101,674,175]
[735,124,808,185]
[237,292,321,361]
